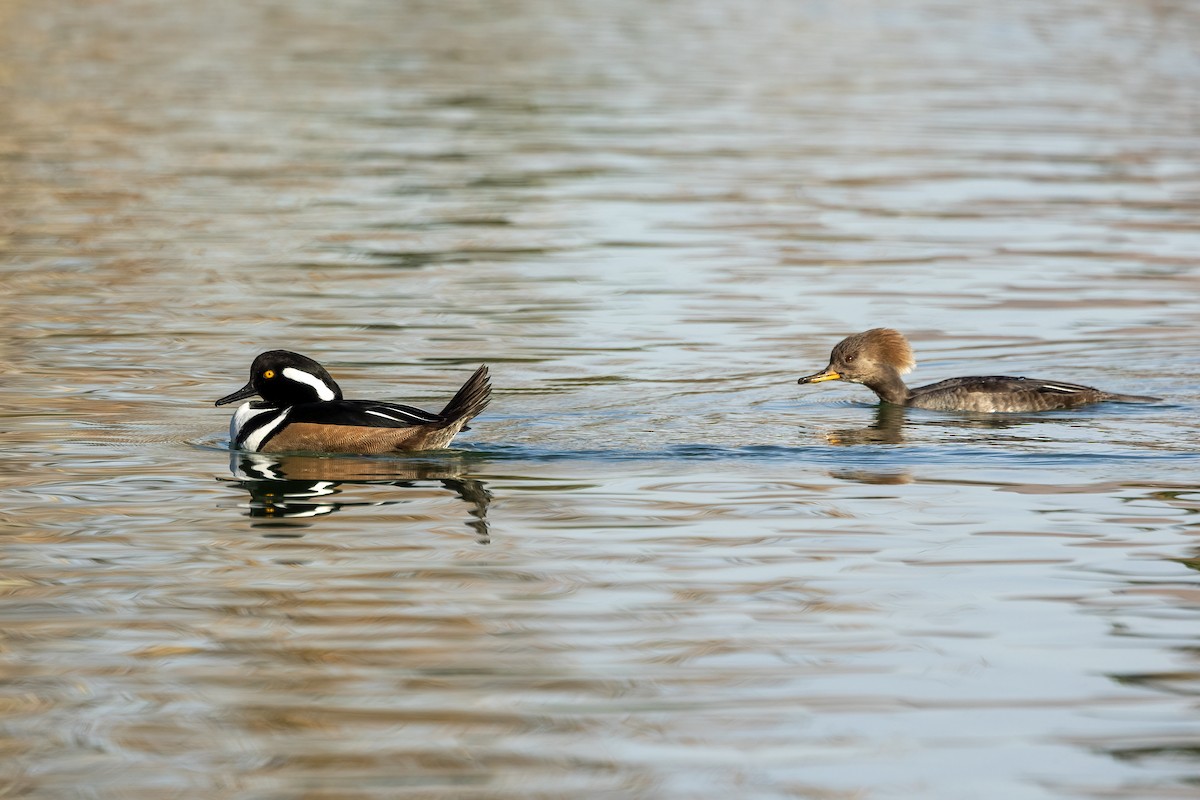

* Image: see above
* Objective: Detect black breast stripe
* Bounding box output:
[235,407,292,451]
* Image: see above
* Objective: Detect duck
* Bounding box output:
[796,328,1157,412]
[216,350,491,453]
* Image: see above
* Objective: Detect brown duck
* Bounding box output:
[797,328,1157,412]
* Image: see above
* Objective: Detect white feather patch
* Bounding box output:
[243,408,291,452]
[230,403,274,444]
[282,367,337,401]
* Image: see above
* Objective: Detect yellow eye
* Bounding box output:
[263,370,275,379]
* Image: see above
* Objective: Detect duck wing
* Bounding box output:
[285,400,443,428]
[907,376,1114,412]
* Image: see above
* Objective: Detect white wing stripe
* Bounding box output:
[365,408,434,424]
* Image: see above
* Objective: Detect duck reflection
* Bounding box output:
[826,404,909,446]
[829,468,914,485]
[226,452,492,541]
[821,404,1067,485]
[825,403,1070,447]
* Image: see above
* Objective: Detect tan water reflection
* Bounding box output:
[4,0,1200,797]
[227,453,492,540]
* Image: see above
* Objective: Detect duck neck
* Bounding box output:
[863,369,911,406]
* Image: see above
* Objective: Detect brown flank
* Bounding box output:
[262,365,492,454]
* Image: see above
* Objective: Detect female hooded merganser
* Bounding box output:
[797,328,1157,413]
[216,350,491,453]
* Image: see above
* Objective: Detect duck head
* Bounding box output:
[216,350,343,407]
[798,328,916,391]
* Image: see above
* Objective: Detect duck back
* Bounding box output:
[906,376,1156,413]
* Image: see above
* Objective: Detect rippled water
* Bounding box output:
[4,1,1200,797]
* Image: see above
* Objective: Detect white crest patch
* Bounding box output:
[282,367,337,401]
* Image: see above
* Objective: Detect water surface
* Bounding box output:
[3,1,1200,797]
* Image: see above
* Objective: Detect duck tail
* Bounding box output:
[1103,391,1160,404]
[437,365,492,428]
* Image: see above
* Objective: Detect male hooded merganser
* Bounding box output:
[216,350,491,453]
[797,328,1158,413]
